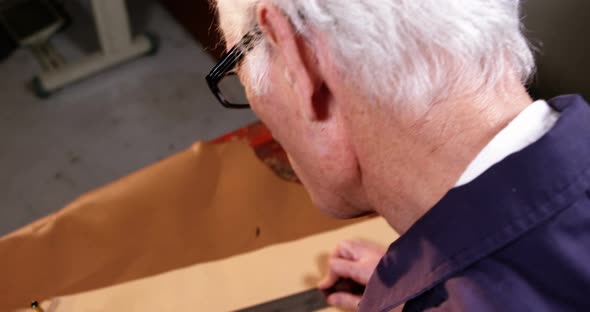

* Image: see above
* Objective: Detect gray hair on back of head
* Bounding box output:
[214,0,535,112]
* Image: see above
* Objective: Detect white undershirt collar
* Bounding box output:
[455,100,560,187]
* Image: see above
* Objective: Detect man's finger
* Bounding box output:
[326,292,362,311]
[321,240,384,289]
[317,270,339,290]
[330,258,366,284]
[319,257,360,289]
[318,255,349,289]
[341,240,386,258]
[336,240,359,260]
[320,246,357,289]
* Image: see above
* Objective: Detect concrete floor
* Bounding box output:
[0,1,257,236]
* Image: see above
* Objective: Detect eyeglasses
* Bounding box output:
[206,28,262,109]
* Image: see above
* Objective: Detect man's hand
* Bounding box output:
[318,240,386,311]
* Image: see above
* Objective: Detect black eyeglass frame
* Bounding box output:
[206,28,262,109]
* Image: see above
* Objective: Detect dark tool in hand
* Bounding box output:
[234,279,365,312]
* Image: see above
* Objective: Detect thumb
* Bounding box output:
[327,292,362,311]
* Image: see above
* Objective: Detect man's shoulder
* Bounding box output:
[361,94,590,312]
[407,196,590,312]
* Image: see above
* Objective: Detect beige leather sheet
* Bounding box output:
[24,218,398,312]
[1,141,373,311]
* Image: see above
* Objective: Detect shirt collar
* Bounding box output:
[359,95,590,312]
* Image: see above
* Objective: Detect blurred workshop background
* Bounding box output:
[0,0,588,236]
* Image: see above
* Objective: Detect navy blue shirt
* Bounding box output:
[359,95,590,312]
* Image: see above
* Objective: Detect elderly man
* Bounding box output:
[207,0,590,311]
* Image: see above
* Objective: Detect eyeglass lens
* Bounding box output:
[219,74,249,106]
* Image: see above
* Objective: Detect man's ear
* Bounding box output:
[256,0,331,121]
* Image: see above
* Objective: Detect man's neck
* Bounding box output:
[358,86,533,234]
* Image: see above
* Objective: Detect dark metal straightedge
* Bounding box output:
[234,288,329,312]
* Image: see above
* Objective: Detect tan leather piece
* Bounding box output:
[26,218,398,312]
[0,141,361,311]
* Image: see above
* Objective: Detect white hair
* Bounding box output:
[214,0,535,111]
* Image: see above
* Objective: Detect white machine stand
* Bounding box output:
[32,0,158,98]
